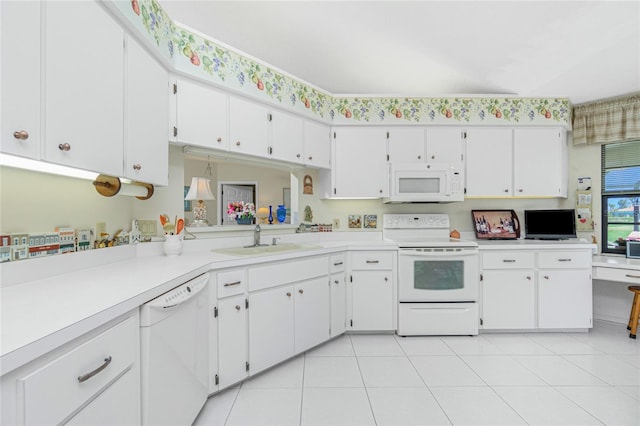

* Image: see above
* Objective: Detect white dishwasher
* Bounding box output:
[140,273,210,426]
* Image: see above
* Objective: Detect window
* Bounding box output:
[601,140,640,254]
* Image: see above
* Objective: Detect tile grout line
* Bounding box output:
[349,334,379,425]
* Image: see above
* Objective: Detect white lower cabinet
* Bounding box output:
[349,251,396,331]
[217,294,248,389]
[330,272,347,337]
[0,312,140,426]
[248,285,295,375]
[294,277,330,353]
[480,247,592,330]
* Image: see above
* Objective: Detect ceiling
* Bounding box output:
[159,1,639,105]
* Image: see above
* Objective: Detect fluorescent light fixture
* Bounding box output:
[0,153,99,181]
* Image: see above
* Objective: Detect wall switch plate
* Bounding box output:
[333,218,340,229]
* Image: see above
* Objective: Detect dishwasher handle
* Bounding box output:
[146,273,209,310]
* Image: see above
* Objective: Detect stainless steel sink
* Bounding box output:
[212,243,319,256]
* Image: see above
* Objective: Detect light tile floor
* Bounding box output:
[194,321,640,425]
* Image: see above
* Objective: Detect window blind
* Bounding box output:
[601,140,640,194]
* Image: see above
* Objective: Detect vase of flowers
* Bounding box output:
[227,201,256,225]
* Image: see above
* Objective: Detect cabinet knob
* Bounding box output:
[417,155,421,159]
[384,277,389,282]
[379,189,383,193]
[526,276,532,280]
[286,292,292,297]
[504,189,509,193]
[543,275,549,280]
[217,137,222,143]
[132,164,142,171]
[298,289,304,294]
[431,155,435,160]
[296,153,301,158]
[308,156,313,160]
[58,143,71,151]
[13,130,29,140]
[236,141,241,146]
[518,189,523,193]
[334,280,339,284]
[235,305,241,310]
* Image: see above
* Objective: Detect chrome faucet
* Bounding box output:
[254,224,261,247]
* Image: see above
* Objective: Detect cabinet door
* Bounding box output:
[388,127,425,163]
[173,78,228,150]
[1,1,41,159]
[270,109,304,164]
[248,286,294,375]
[333,127,388,197]
[229,96,269,157]
[465,128,513,197]
[66,368,139,426]
[304,120,331,168]
[124,35,168,185]
[217,295,248,389]
[351,271,394,331]
[426,128,464,165]
[538,270,592,329]
[482,270,535,329]
[294,277,330,353]
[44,1,124,176]
[514,128,566,197]
[330,272,347,337]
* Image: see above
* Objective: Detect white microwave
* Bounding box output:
[384,163,464,203]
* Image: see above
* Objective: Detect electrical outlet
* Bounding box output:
[333,218,340,229]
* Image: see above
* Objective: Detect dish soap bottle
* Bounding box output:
[276,205,286,223]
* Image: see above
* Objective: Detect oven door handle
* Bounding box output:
[399,250,478,257]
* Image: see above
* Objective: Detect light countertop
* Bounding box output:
[0,239,394,376]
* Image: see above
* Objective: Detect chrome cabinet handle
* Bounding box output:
[224,281,241,287]
[366,260,379,264]
[558,258,572,262]
[13,130,29,140]
[502,259,516,263]
[58,143,71,151]
[132,164,142,171]
[625,274,640,279]
[333,261,343,266]
[518,189,524,192]
[78,356,112,383]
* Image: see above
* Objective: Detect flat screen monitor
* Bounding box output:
[524,209,577,240]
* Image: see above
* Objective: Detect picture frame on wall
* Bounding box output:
[348,215,362,229]
[363,215,378,229]
[471,210,520,240]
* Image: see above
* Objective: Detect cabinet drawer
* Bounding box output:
[217,269,246,298]
[350,252,394,270]
[329,254,346,273]
[482,251,534,269]
[594,266,640,284]
[538,251,591,269]
[248,256,328,292]
[19,316,137,426]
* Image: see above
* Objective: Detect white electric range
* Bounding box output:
[383,214,480,336]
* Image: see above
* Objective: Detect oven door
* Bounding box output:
[398,248,479,302]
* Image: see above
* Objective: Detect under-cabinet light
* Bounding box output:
[0,153,99,181]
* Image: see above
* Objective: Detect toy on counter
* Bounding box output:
[160,214,184,235]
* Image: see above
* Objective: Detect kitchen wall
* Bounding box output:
[0,141,602,249]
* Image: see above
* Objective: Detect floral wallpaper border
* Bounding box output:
[114,0,571,126]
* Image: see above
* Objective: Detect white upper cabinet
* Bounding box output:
[229,96,270,157]
[329,127,388,198]
[171,78,228,151]
[303,120,331,169]
[1,1,41,160]
[387,127,425,163]
[44,1,124,177]
[465,128,514,197]
[513,128,567,197]
[269,109,304,164]
[425,127,465,165]
[124,35,169,186]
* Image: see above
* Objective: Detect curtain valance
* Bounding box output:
[573,93,640,145]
